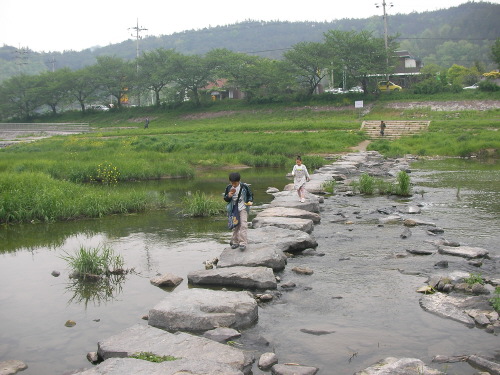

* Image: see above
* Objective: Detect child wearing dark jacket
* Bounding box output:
[223,172,253,250]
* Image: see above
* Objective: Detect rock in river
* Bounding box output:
[96,324,251,372]
[188,266,277,290]
[148,289,258,332]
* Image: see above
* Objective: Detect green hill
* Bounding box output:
[0,1,498,82]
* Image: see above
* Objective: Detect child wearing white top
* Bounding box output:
[291,156,310,203]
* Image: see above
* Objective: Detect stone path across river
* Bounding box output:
[65,151,498,375]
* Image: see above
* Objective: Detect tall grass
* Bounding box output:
[350,171,412,196]
[60,245,124,278]
[394,171,412,196]
[181,191,226,217]
[358,173,375,195]
[0,172,166,223]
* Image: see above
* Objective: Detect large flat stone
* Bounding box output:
[271,363,319,375]
[252,216,314,233]
[438,245,489,259]
[269,191,320,213]
[148,289,258,332]
[354,357,443,375]
[419,293,483,327]
[188,266,277,289]
[73,357,244,375]
[97,324,250,371]
[255,207,321,223]
[249,226,318,253]
[217,243,287,271]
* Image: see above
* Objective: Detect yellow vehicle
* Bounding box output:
[378,81,402,91]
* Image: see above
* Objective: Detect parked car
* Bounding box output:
[463,83,479,90]
[348,86,364,93]
[89,104,109,111]
[324,87,345,94]
[378,81,402,92]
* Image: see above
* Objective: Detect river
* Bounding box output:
[0,159,498,375]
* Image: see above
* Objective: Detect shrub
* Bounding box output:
[478,80,500,92]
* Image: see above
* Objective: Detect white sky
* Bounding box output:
[1,0,497,52]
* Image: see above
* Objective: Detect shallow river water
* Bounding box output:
[0,159,499,375]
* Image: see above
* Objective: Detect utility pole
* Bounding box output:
[15,45,29,73]
[376,1,393,80]
[128,18,148,106]
[47,57,56,72]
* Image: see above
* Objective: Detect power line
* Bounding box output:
[397,37,497,41]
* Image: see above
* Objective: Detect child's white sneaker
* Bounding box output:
[300,198,305,203]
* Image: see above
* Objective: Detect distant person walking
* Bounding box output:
[291,155,310,203]
[144,117,149,129]
[380,120,386,136]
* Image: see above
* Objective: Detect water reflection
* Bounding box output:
[64,274,127,308]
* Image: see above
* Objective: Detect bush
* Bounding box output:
[478,80,500,92]
[413,78,445,94]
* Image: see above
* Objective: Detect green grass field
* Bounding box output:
[1,91,499,223]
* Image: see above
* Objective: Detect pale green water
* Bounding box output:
[0,160,499,375]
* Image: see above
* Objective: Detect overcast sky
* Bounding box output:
[1,0,497,52]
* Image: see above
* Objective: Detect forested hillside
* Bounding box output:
[0,1,498,82]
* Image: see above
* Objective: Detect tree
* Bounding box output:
[170,53,219,106]
[67,67,101,112]
[492,38,500,69]
[92,56,134,108]
[0,74,42,120]
[283,42,330,95]
[447,64,480,85]
[137,48,181,107]
[36,68,73,115]
[324,30,398,93]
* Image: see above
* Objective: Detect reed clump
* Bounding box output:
[181,191,226,217]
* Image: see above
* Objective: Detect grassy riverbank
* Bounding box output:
[1,91,499,223]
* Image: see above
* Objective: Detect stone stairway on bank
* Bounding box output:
[361,120,430,139]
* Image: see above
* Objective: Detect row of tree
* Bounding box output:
[0,30,394,119]
[1,31,499,121]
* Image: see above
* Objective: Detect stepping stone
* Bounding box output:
[218,243,287,271]
[438,245,489,259]
[270,191,320,213]
[355,357,442,375]
[97,324,251,372]
[73,357,244,375]
[419,293,489,327]
[148,289,258,332]
[252,216,314,233]
[188,266,277,290]
[255,207,321,223]
[249,226,318,253]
